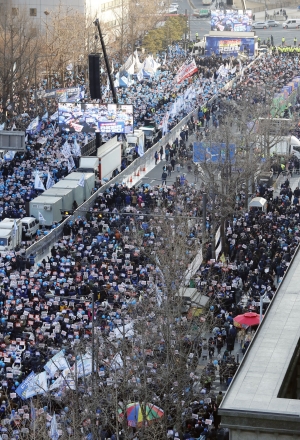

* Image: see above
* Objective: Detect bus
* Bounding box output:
[202,0,212,5]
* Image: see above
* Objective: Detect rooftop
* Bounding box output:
[219,245,300,436]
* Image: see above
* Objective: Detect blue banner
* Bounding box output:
[16,371,35,400]
[205,36,255,57]
[193,142,235,163]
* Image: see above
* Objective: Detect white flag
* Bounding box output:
[50,413,59,440]
[4,151,15,161]
[78,174,85,187]
[34,173,45,191]
[12,219,18,237]
[38,212,46,223]
[73,138,81,156]
[137,69,143,82]
[68,156,75,173]
[85,134,89,145]
[61,141,71,158]
[11,123,16,131]
[46,172,55,190]
[162,111,169,135]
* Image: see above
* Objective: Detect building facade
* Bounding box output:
[219,247,300,439]
[0,0,123,31]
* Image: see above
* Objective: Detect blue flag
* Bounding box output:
[16,371,35,400]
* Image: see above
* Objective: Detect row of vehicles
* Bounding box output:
[252,19,300,29]
[0,217,40,251]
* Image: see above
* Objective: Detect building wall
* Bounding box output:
[3,0,123,29]
[3,0,85,22]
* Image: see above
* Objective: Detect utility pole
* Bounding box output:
[185,9,188,53]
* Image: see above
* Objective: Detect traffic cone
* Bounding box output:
[137,168,140,177]
[129,175,133,183]
[142,165,146,172]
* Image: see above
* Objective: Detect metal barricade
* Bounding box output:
[80,139,96,156]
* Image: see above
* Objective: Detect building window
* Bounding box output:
[30,8,37,16]
[12,7,18,15]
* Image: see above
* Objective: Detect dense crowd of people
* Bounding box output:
[0,50,298,439]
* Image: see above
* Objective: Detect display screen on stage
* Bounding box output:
[211,9,253,32]
[205,36,255,57]
[58,103,134,134]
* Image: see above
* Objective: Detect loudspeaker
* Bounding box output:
[226,0,233,5]
[88,53,101,100]
[95,131,101,149]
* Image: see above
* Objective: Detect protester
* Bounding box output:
[0,49,298,439]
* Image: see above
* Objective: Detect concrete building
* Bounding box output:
[1,0,123,31]
[219,246,300,439]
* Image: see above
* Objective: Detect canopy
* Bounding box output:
[249,197,267,212]
[119,403,164,427]
[234,312,261,328]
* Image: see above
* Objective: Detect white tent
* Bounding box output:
[249,197,268,212]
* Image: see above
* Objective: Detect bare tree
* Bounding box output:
[3,208,219,439]
[0,4,41,118]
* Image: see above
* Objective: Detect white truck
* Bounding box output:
[97,136,122,181]
[0,218,22,251]
[269,135,300,158]
[124,130,145,162]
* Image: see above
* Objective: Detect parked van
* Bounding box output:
[21,217,39,238]
[282,19,300,29]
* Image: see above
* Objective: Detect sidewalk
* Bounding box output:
[196,337,243,393]
[274,173,300,197]
[136,131,203,190]
[254,6,300,20]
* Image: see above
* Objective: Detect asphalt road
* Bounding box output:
[176,0,299,46]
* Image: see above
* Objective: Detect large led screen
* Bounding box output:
[211,9,253,32]
[205,36,255,57]
[58,103,134,134]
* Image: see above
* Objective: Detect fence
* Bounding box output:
[80,139,97,157]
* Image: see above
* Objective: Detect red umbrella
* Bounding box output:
[234,312,261,328]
